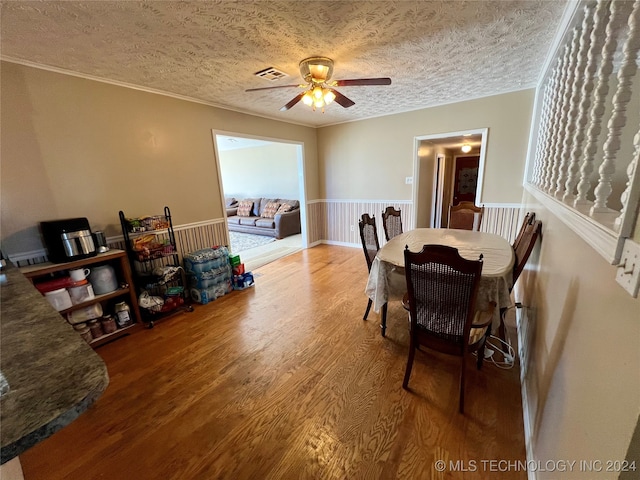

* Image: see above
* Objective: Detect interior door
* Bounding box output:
[452,155,480,205]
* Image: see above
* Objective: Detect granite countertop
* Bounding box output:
[0,263,109,464]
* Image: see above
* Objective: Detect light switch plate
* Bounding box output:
[405,177,413,184]
[616,239,640,297]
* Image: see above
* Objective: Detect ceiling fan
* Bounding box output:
[246,57,391,112]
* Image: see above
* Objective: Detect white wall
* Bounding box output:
[218,143,299,200]
[517,190,640,479]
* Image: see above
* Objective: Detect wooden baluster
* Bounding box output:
[537,63,564,188]
[575,0,624,207]
[591,0,640,215]
[554,27,582,198]
[614,129,640,232]
[563,3,598,202]
[543,49,571,192]
[533,80,555,186]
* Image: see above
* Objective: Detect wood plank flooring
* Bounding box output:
[20,245,527,480]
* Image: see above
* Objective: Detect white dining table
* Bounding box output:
[365,228,515,332]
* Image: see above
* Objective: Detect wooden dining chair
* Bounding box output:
[512,212,536,251]
[498,219,542,341]
[382,206,403,242]
[448,201,484,231]
[359,214,379,319]
[358,214,387,332]
[402,244,495,413]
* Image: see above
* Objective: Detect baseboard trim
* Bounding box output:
[321,240,360,248]
[516,302,537,480]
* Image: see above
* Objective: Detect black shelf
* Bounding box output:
[119,206,192,328]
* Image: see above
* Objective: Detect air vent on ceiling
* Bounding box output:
[254,67,289,81]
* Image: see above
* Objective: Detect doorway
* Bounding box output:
[413,129,487,228]
[212,130,307,269]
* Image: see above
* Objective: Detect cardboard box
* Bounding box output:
[232,272,254,290]
[229,254,241,266]
[232,263,245,276]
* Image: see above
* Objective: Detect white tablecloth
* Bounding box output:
[365,229,515,332]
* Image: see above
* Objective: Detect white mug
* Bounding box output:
[69,268,90,282]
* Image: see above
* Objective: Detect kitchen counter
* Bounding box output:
[0,262,109,464]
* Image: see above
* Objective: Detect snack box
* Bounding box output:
[233,272,254,290]
[232,263,245,276]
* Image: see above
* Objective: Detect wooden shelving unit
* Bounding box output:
[20,249,142,348]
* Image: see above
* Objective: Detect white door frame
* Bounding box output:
[432,153,446,228]
[412,128,488,228]
[211,129,308,248]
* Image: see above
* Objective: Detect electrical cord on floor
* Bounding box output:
[479,301,527,369]
[484,334,517,369]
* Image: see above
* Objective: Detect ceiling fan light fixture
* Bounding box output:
[323,89,335,105]
[461,144,472,153]
[250,56,390,113]
[309,64,329,81]
[302,91,314,106]
[299,56,334,83]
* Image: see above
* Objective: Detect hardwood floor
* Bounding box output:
[21,245,527,480]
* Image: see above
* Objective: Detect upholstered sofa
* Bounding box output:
[225,197,301,239]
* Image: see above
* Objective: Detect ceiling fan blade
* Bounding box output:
[331,89,355,108]
[334,78,392,87]
[280,92,305,111]
[245,84,303,92]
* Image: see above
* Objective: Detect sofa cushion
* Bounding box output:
[276,203,294,215]
[279,199,300,210]
[237,200,254,217]
[239,217,258,226]
[255,218,275,228]
[225,196,238,208]
[227,216,241,225]
[258,198,278,216]
[261,201,281,218]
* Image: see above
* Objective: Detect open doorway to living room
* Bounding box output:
[212,131,306,271]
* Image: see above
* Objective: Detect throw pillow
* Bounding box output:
[261,201,281,218]
[276,203,294,215]
[237,200,254,217]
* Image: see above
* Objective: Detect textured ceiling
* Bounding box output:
[1,1,568,128]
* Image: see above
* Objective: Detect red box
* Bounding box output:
[232,263,245,276]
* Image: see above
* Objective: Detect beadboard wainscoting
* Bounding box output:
[9,205,523,266]
[479,204,524,243]
[108,219,229,265]
[308,200,523,247]
[305,200,325,246]
[307,199,415,247]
